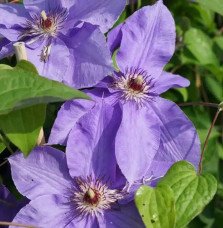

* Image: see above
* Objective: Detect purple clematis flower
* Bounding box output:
[49,0,200,185]
[0,0,126,88]
[9,144,144,228]
[0,185,28,227]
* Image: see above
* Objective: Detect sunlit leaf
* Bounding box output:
[135,185,176,228]
[159,161,217,228]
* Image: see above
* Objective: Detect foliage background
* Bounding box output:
[0,0,222,227]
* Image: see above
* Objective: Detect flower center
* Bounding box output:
[42,18,53,29]
[114,68,153,104]
[72,177,123,217]
[19,8,68,62]
[83,188,100,205]
[40,11,56,34]
[128,75,144,92]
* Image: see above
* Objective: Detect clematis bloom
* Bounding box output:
[49,0,200,185]
[9,145,144,228]
[0,0,126,88]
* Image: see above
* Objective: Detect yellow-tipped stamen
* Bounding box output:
[87,188,96,199]
[41,10,47,21]
[135,75,144,84]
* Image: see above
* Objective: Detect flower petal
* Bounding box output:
[9,146,73,200]
[26,37,70,82]
[150,97,200,169]
[69,0,126,33]
[66,101,122,180]
[153,72,190,95]
[48,99,94,145]
[62,23,113,88]
[0,38,13,59]
[0,185,28,223]
[0,4,28,28]
[99,202,144,228]
[0,4,29,41]
[113,0,175,78]
[115,102,160,184]
[23,0,62,13]
[107,23,124,54]
[10,195,94,228]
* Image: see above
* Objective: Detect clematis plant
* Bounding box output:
[8,145,144,228]
[0,0,126,88]
[49,0,200,185]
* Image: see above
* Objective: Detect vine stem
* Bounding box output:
[178,102,219,108]
[0,221,37,228]
[198,108,221,174]
[0,159,8,167]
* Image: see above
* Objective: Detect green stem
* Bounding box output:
[178,102,219,108]
[198,108,221,174]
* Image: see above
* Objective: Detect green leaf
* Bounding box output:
[184,28,219,66]
[14,60,39,74]
[135,185,176,228]
[198,0,223,16]
[0,69,89,115]
[112,49,120,71]
[0,137,6,153]
[204,76,222,101]
[159,161,217,228]
[0,104,46,156]
[175,88,188,102]
[0,64,13,70]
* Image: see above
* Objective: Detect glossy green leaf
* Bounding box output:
[184,28,219,66]
[0,104,46,156]
[135,185,176,228]
[14,60,38,74]
[0,64,13,70]
[198,0,223,16]
[159,161,217,228]
[0,69,89,115]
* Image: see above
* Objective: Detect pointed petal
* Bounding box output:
[153,72,190,95]
[100,202,144,228]
[0,28,21,42]
[66,101,122,180]
[69,0,126,33]
[0,4,28,28]
[9,147,73,200]
[26,38,70,82]
[107,23,124,54]
[23,0,62,13]
[0,185,28,223]
[114,0,175,78]
[150,97,200,170]
[0,4,29,41]
[115,102,160,184]
[63,23,113,88]
[10,195,77,228]
[49,99,94,145]
[0,38,13,58]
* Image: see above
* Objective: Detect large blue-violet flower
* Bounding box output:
[49,0,200,184]
[9,144,144,227]
[0,185,28,227]
[0,0,126,88]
